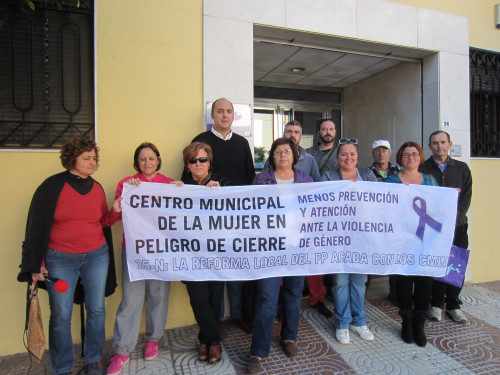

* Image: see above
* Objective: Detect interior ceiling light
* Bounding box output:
[291,67,305,73]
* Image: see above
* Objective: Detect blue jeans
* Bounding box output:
[331,273,367,329]
[45,244,109,374]
[226,281,244,318]
[250,276,304,358]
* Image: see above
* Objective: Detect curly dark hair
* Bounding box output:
[268,137,299,170]
[133,142,162,173]
[60,137,99,170]
[395,141,425,166]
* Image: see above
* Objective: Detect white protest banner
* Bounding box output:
[121,180,458,281]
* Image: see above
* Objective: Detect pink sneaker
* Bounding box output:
[144,341,159,360]
[106,354,129,375]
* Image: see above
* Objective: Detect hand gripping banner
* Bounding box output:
[121,180,458,281]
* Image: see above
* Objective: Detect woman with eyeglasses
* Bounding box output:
[320,138,377,345]
[107,142,177,375]
[246,137,313,375]
[383,141,437,347]
[180,141,225,364]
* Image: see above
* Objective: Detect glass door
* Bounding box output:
[253,100,341,170]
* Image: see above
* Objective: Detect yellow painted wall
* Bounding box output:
[389,0,500,50]
[0,0,203,356]
[389,0,500,282]
[2,0,499,359]
[469,160,500,282]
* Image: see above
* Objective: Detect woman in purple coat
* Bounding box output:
[247,138,313,374]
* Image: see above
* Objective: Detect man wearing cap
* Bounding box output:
[369,140,400,305]
[306,119,339,174]
[420,130,472,324]
[369,140,400,182]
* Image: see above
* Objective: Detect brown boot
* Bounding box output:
[247,356,262,374]
[198,343,209,361]
[281,339,298,357]
[208,344,221,364]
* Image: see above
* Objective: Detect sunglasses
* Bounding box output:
[339,138,358,145]
[188,157,209,164]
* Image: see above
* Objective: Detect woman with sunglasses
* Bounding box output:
[383,141,437,347]
[320,138,377,345]
[247,137,313,375]
[107,142,176,375]
[181,141,225,364]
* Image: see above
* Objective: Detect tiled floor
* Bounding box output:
[1,279,499,375]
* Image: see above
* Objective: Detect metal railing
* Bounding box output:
[0,1,94,149]
[470,48,500,158]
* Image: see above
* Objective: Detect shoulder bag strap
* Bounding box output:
[318,147,335,175]
[427,174,436,186]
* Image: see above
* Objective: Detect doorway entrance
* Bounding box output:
[253,99,341,170]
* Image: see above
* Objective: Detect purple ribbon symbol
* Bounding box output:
[413,197,442,240]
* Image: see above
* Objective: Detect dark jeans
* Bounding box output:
[431,224,469,310]
[250,276,304,358]
[396,275,432,311]
[185,281,224,346]
[242,280,257,326]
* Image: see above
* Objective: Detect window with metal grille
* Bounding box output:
[0,1,94,149]
[470,48,500,158]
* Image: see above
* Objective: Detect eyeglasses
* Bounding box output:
[188,157,209,164]
[402,153,420,159]
[274,149,292,156]
[339,138,358,145]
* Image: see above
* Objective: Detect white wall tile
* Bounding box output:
[357,0,418,47]
[203,16,254,105]
[418,8,469,55]
[285,0,357,37]
[439,52,470,133]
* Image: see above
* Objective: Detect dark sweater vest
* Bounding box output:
[192,131,255,186]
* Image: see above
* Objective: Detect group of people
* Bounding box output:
[17,97,472,375]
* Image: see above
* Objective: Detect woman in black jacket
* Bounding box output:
[181,142,224,364]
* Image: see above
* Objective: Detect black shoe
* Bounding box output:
[86,360,104,375]
[247,356,262,374]
[312,301,333,318]
[233,318,253,333]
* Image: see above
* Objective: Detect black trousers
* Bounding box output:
[185,281,224,346]
[431,224,469,310]
[396,275,433,311]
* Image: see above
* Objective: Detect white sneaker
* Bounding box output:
[350,325,374,341]
[447,309,467,324]
[428,306,442,322]
[336,328,350,344]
